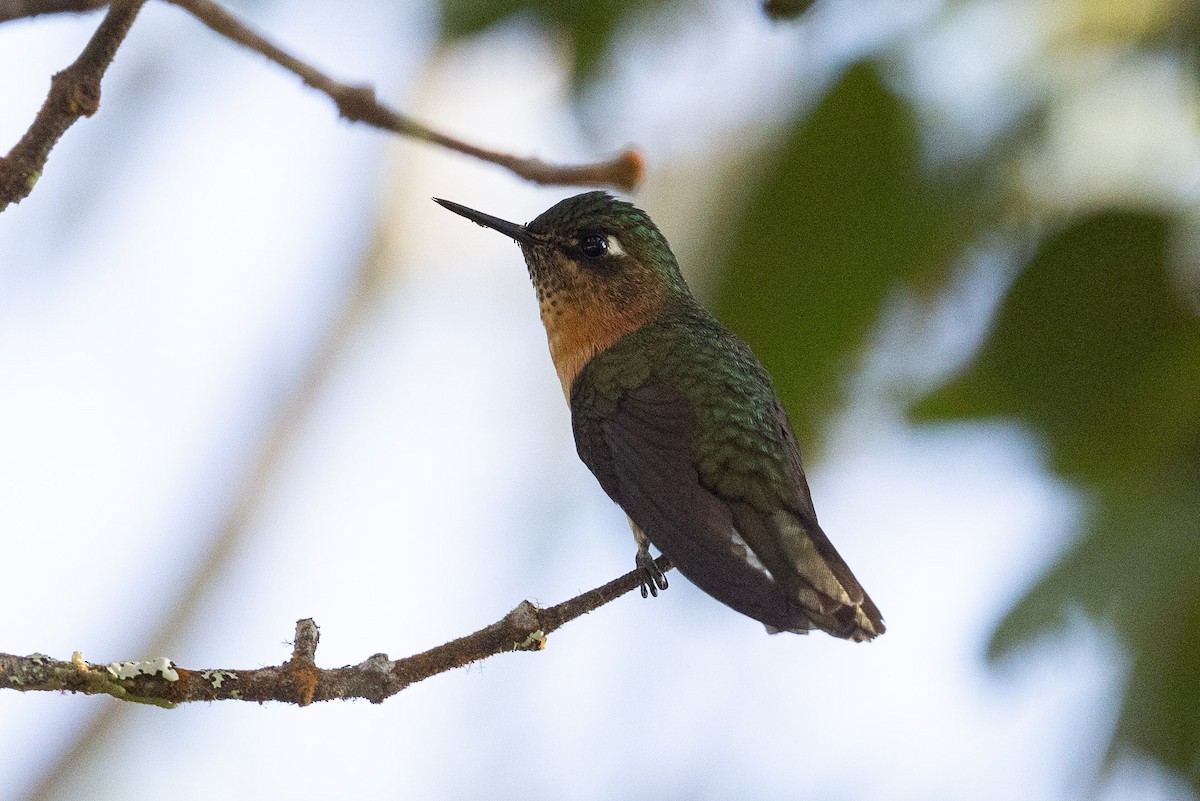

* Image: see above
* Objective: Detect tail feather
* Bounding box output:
[731,503,885,642]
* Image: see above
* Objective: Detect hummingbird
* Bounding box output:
[434,191,884,641]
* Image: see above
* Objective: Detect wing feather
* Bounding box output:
[764,402,885,639]
[576,382,814,633]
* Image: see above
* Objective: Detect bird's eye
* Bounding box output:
[579,234,608,259]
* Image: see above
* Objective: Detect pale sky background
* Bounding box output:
[1,1,1196,799]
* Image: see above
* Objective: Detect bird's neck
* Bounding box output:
[539,289,665,401]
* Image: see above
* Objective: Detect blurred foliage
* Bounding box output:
[711,63,975,448]
[916,214,1200,480]
[1065,0,1200,65]
[440,0,673,85]
[914,211,1200,786]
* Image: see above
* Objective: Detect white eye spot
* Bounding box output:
[605,234,627,257]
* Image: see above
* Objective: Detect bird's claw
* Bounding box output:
[637,552,669,599]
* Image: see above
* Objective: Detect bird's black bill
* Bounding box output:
[432,198,535,245]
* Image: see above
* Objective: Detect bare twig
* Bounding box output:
[1,0,643,213]
[0,0,107,22]
[0,0,144,210]
[290,618,320,664]
[164,0,645,191]
[0,557,673,707]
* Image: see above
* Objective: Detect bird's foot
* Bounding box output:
[636,549,669,599]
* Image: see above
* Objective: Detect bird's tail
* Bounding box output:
[733,505,885,642]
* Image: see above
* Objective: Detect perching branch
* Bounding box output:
[0,557,672,707]
[0,0,146,211]
[162,0,644,192]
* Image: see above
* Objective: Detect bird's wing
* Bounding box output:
[775,401,884,637]
[573,380,814,633]
[719,400,884,640]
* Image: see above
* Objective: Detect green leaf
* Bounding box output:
[712,62,970,448]
[439,0,669,86]
[914,212,1200,481]
[914,209,1200,790]
[991,456,1200,785]
[1115,504,1200,787]
[988,461,1200,659]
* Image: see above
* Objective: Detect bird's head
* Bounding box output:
[434,192,690,397]
[434,191,687,304]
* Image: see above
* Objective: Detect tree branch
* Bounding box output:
[0,0,145,211]
[0,557,672,706]
[164,0,645,191]
[1,0,644,213]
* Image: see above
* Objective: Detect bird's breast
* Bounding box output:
[537,290,660,401]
